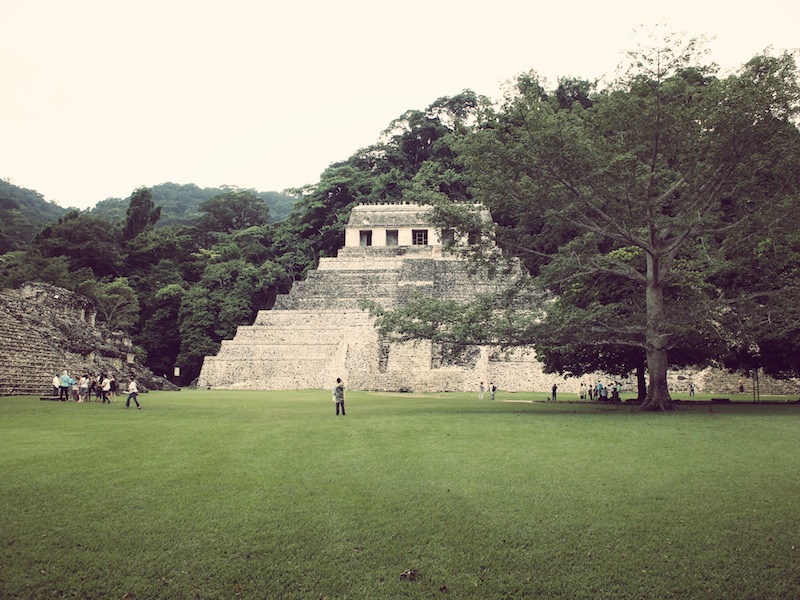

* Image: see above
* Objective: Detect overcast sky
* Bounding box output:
[2,0,798,209]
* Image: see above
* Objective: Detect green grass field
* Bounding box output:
[1,390,799,599]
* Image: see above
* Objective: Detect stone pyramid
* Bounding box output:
[197,203,543,392]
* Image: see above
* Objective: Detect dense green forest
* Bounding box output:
[0,180,66,254]
[89,183,298,227]
[1,36,798,399]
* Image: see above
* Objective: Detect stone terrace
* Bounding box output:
[0,282,176,396]
[198,203,547,392]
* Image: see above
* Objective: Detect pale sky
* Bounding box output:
[1,0,798,209]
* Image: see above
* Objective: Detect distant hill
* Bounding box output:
[0,180,298,253]
[89,182,297,227]
[0,179,68,253]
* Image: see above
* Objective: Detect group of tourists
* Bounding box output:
[50,370,141,408]
[579,381,622,402]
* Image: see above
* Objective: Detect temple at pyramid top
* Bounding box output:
[343,202,491,249]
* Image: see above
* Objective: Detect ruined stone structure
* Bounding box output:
[0,282,176,396]
[199,203,548,392]
[198,202,800,396]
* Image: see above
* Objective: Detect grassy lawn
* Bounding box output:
[1,390,799,599]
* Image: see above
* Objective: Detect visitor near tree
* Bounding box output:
[610,384,620,402]
[333,377,345,415]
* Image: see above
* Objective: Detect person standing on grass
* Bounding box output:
[125,377,141,409]
[551,383,558,402]
[52,373,60,396]
[490,383,496,401]
[333,377,345,416]
[109,374,118,401]
[479,382,485,399]
[59,370,70,400]
[100,373,111,404]
[79,374,89,402]
[92,372,102,402]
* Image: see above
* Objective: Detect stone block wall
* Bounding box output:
[0,282,177,396]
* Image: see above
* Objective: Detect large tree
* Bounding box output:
[371,40,800,410]
[123,186,162,240]
[453,41,800,410]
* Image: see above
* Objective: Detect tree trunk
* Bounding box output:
[642,345,672,410]
[640,252,673,411]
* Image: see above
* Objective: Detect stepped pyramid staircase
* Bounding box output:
[198,245,537,392]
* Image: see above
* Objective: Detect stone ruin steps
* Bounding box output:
[250,309,376,328]
[197,242,542,392]
[0,308,67,396]
[197,234,554,392]
[0,283,176,397]
[199,310,380,390]
[272,264,403,311]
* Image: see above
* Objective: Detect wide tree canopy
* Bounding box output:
[376,37,800,410]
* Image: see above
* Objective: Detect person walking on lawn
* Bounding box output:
[125,377,141,409]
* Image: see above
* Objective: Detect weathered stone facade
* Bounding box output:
[199,203,548,392]
[198,202,800,396]
[0,282,176,396]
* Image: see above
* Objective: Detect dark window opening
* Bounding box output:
[412,229,428,245]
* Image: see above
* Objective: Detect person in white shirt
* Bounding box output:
[100,375,111,404]
[78,375,89,402]
[125,378,141,409]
